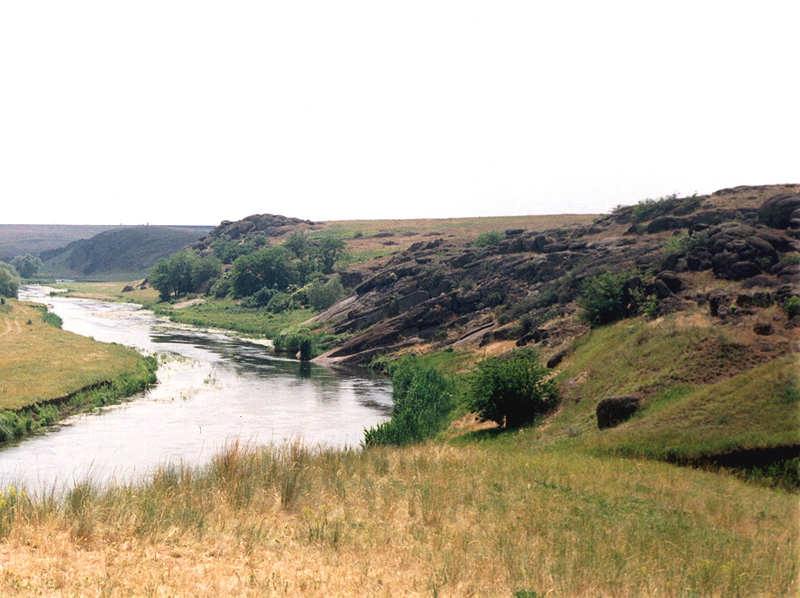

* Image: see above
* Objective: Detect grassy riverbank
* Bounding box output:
[0,440,795,597]
[0,299,157,441]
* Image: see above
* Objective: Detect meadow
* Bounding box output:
[0,439,795,597]
[0,299,156,442]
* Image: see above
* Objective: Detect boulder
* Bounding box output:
[729,261,762,280]
[753,321,773,336]
[742,274,780,289]
[758,193,800,229]
[596,396,641,430]
[656,271,683,294]
[647,216,686,234]
[708,291,730,318]
[546,348,569,369]
[121,285,135,293]
[754,229,794,252]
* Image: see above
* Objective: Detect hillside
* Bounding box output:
[0,224,118,262]
[308,184,799,366]
[39,225,212,279]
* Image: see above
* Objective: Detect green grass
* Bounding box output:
[0,300,152,411]
[588,354,800,459]
[155,300,317,338]
[0,299,157,443]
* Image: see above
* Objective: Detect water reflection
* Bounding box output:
[2,286,392,491]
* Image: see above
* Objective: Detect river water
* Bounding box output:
[1,286,392,492]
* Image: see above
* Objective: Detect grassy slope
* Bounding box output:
[0,442,795,597]
[0,300,145,410]
[0,224,118,262]
[523,315,800,460]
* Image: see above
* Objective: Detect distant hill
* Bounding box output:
[0,224,119,262]
[39,225,213,280]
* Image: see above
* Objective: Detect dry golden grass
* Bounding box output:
[0,300,143,410]
[0,440,796,597]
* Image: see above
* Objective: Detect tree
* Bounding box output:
[150,251,195,301]
[283,230,310,260]
[0,263,20,298]
[230,246,296,298]
[190,255,223,294]
[315,236,346,274]
[578,271,640,328]
[11,254,42,279]
[151,251,224,301]
[468,349,558,429]
[307,275,345,311]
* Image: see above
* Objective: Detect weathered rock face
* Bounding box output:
[193,214,316,251]
[596,396,641,429]
[758,193,800,229]
[310,186,799,366]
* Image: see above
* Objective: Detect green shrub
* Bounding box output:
[240,286,276,308]
[307,275,345,311]
[266,292,294,314]
[363,356,453,446]
[42,311,63,329]
[784,296,800,319]
[468,349,558,429]
[631,193,702,223]
[474,231,504,248]
[0,263,20,299]
[577,271,640,328]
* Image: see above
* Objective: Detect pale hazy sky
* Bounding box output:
[1,1,798,226]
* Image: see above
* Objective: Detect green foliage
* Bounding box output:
[784,295,800,319]
[316,236,347,274]
[779,252,800,267]
[283,230,310,260]
[190,255,223,294]
[474,231,505,248]
[10,254,42,279]
[660,230,709,256]
[631,192,702,223]
[578,271,640,328]
[468,349,558,429]
[239,286,276,308]
[641,293,658,319]
[266,292,294,314]
[150,251,221,301]
[210,236,258,264]
[363,356,453,446]
[307,275,345,311]
[0,263,20,299]
[230,246,296,298]
[42,310,63,329]
[272,330,316,358]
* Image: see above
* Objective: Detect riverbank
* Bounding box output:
[0,299,157,443]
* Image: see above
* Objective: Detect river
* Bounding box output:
[0,286,392,492]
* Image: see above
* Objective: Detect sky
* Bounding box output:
[1,1,798,226]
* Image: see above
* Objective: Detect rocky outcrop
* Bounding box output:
[192,214,315,253]
[758,193,800,229]
[312,186,799,366]
[596,396,640,429]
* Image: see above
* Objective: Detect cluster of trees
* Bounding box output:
[150,231,348,312]
[0,254,44,298]
[149,251,223,301]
